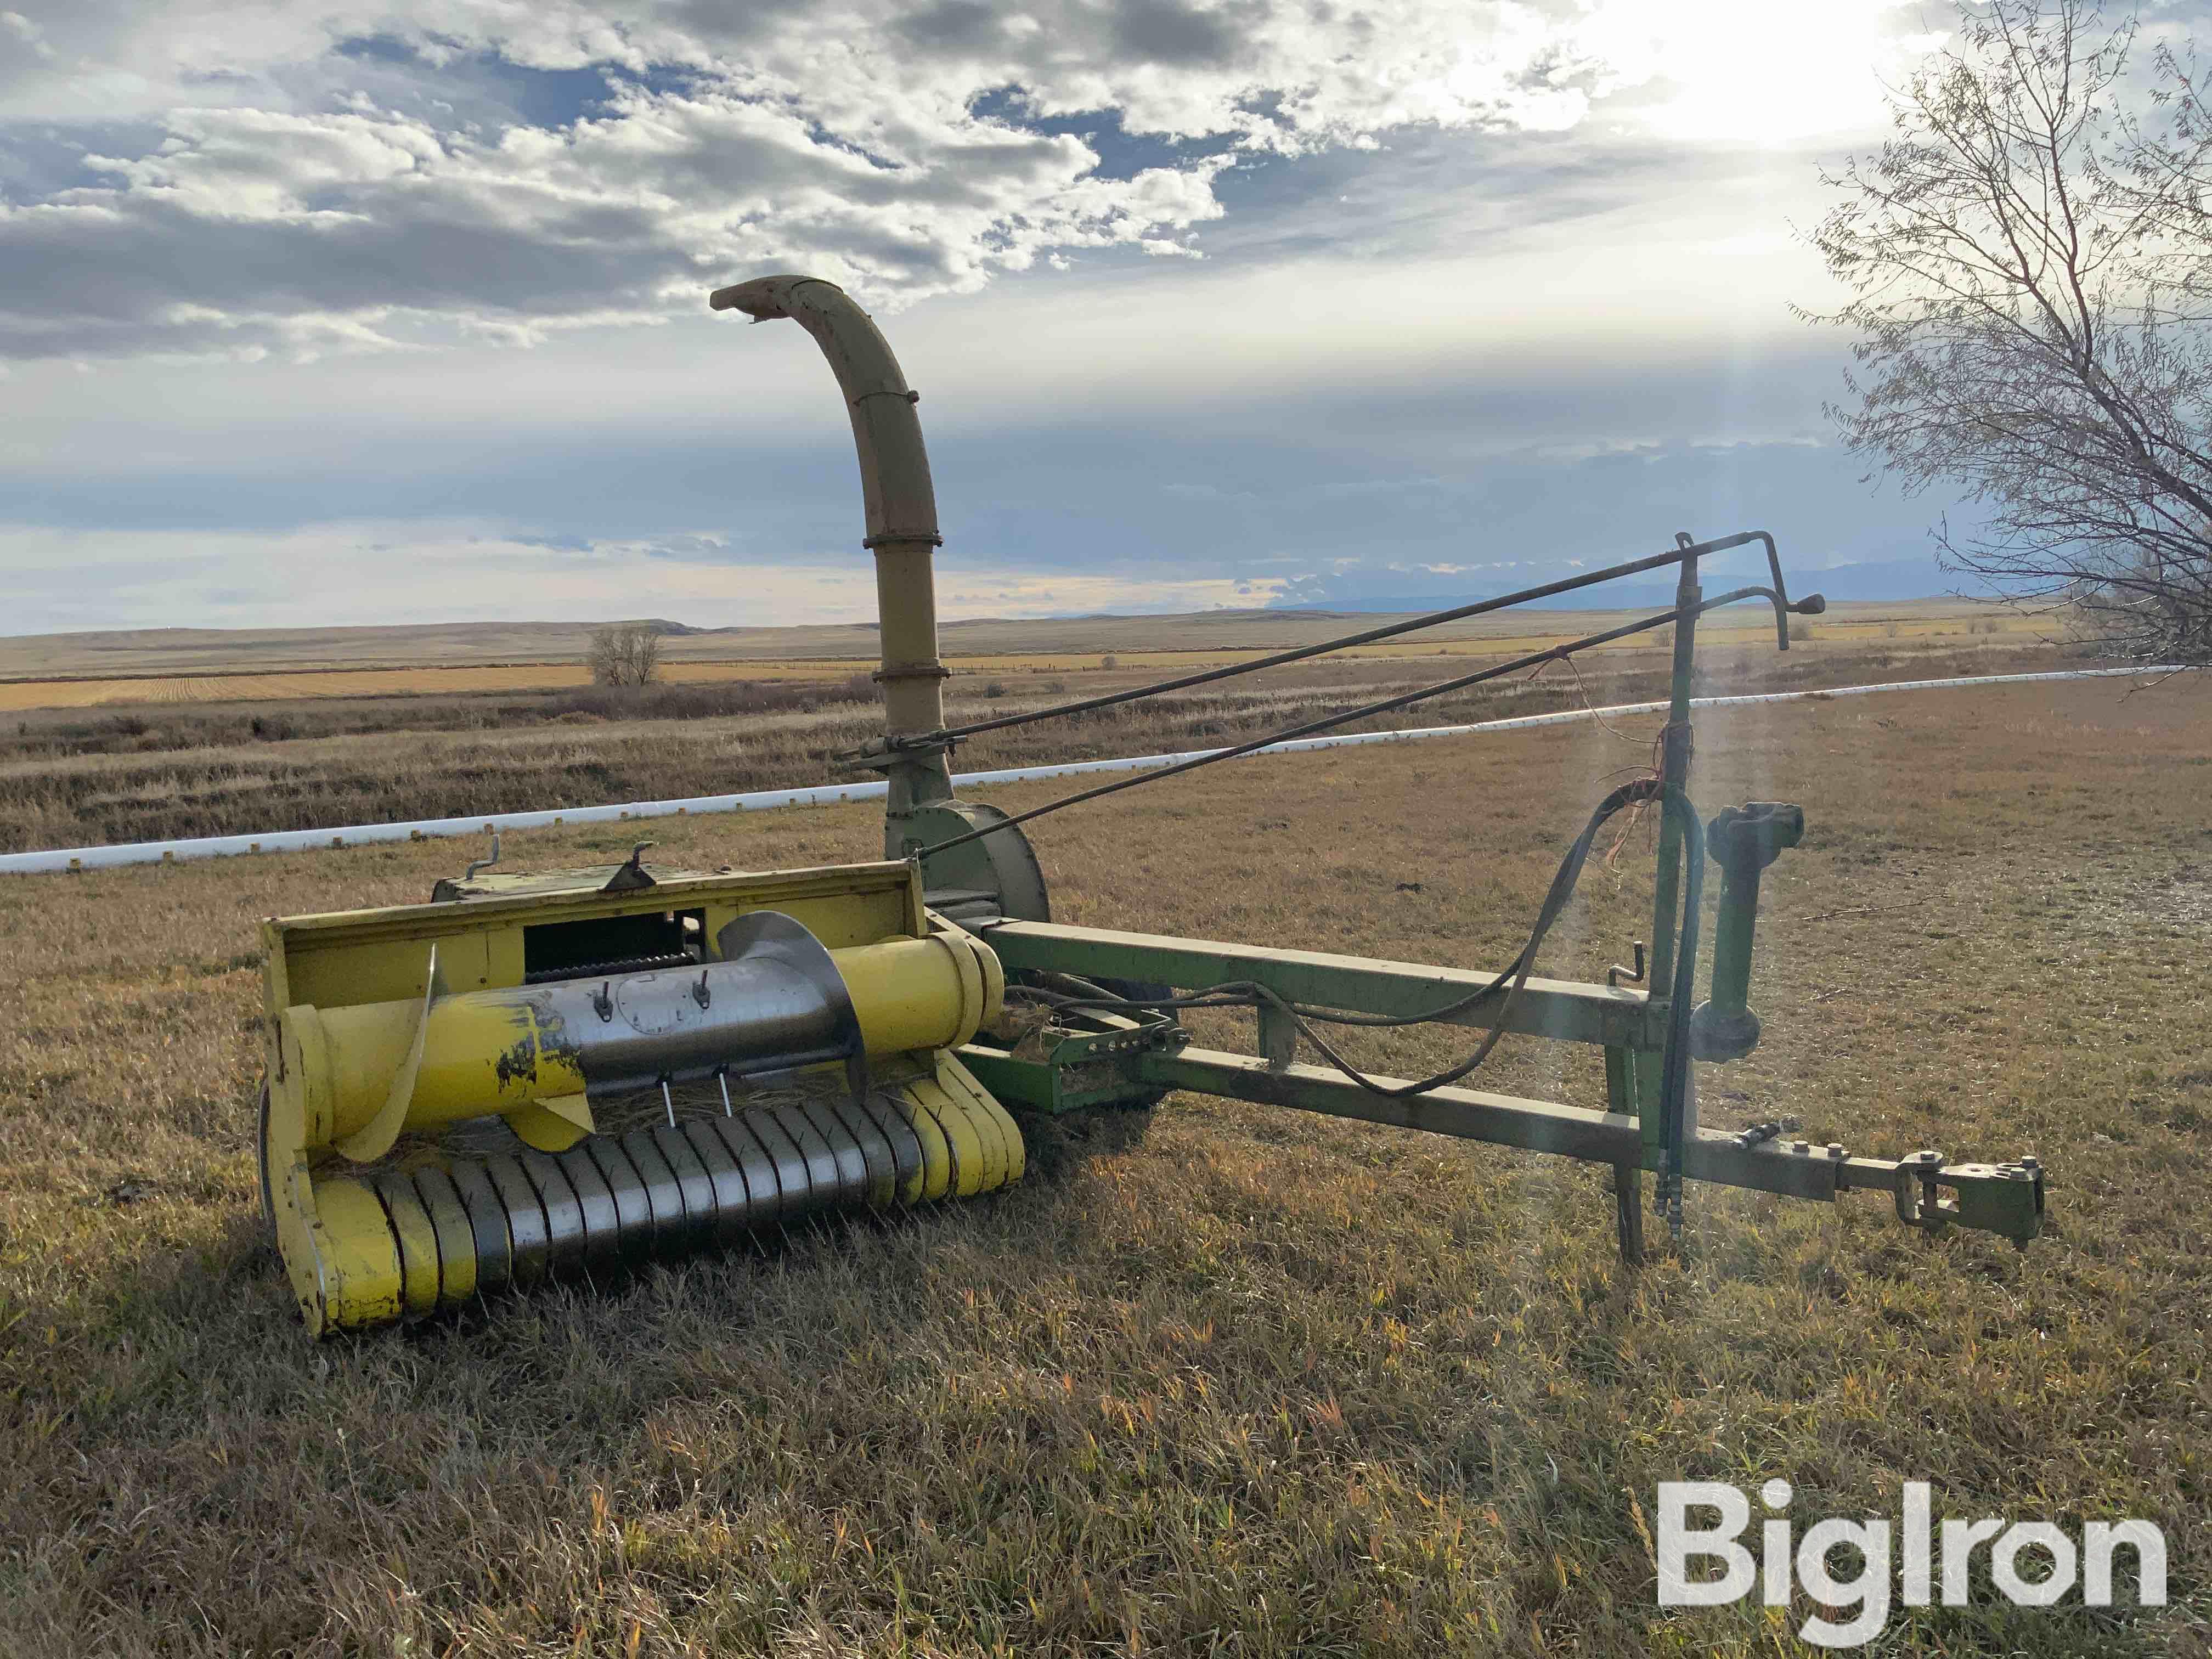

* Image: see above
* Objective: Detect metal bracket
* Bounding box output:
[840,735,956,772]
[601,842,658,893]
[1888,1150,2045,1244]
[1892,1148,1949,1230]
[958,1007,1186,1115]
[462,832,502,884]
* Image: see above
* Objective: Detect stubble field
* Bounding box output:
[0,659,2205,1656]
[0,599,2031,699]
[3,611,2053,854]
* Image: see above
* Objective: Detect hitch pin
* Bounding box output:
[1607,941,1646,989]
[1732,1115,1801,1150]
[717,1070,734,1117]
[661,1079,676,1128]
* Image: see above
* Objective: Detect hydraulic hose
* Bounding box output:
[1026,780,1706,1118]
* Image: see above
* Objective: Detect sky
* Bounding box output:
[1,0,2198,635]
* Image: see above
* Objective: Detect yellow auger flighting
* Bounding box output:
[255,272,2044,1336]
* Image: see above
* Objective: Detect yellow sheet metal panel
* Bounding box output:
[286,929,492,1010]
[832,933,998,1056]
[509,1093,594,1152]
[259,917,294,1028]
[286,927,1000,1157]
[306,1177,405,1334]
[933,1050,1025,1188]
[299,993,589,1146]
[906,1068,992,1196]
[484,923,526,990]
[264,1081,329,1331]
[371,1172,442,1318]
[411,996,589,1126]
[893,1084,953,1201]
[272,861,921,1010]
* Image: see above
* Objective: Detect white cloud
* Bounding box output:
[0,0,1634,359]
[0,520,1280,631]
[0,0,2066,635]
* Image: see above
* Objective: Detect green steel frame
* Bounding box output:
[958,932,2045,1248]
[952,539,2045,1255]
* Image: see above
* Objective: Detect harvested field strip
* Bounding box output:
[0,661,862,710]
[0,607,2044,712]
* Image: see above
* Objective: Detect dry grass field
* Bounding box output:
[0,601,2038,712]
[2,620,2058,854]
[1,666,2205,1656]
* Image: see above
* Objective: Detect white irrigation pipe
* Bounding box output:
[1,665,2186,876]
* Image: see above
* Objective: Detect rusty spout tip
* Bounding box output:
[708,283,772,317]
[709,273,840,320]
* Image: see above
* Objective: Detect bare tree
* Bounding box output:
[587,623,664,686]
[1805,0,2212,665]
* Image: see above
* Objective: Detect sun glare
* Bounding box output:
[1579,0,1934,144]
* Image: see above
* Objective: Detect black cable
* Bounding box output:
[908,529,1787,749]
[922,584,1787,861]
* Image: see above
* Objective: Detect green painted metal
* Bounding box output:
[979,922,1663,1049]
[1637,552,1703,1161]
[907,800,1051,922]
[1691,802,1805,1061]
[964,1013,1186,1119]
[1142,1046,2044,1245]
[958,1008,1182,1115]
[1935,1161,2046,1245]
[1603,1043,1644,1258]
